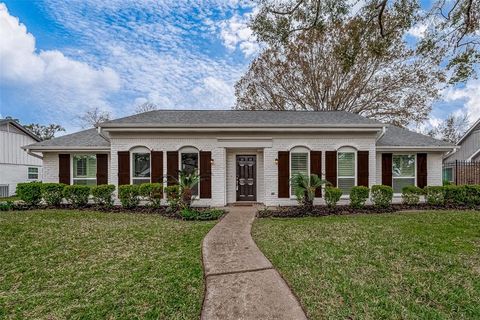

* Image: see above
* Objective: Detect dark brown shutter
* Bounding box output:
[118,151,130,185]
[151,151,163,183]
[200,151,212,198]
[278,151,290,198]
[96,154,108,185]
[167,151,179,186]
[381,153,392,186]
[325,151,337,187]
[59,154,70,184]
[310,151,322,197]
[357,151,369,187]
[417,153,427,188]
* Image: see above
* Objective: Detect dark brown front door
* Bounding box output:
[236,155,256,201]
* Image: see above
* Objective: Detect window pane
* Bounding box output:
[73,179,97,186]
[132,178,150,185]
[28,167,38,174]
[73,155,96,178]
[291,153,308,176]
[338,178,355,195]
[133,153,150,178]
[443,168,453,181]
[338,152,355,177]
[181,153,199,196]
[393,155,415,177]
[393,178,415,193]
[181,153,198,174]
[28,167,38,180]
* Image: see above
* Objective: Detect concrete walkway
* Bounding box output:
[201,207,307,320]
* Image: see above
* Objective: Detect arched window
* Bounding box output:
[337,147,356,195]
[179,146,199,196]
[290,146,310,196]
[131,146,151,185]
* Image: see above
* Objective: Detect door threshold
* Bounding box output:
[231,201,259,207]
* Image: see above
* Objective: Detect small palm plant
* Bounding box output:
[291,173,327,211]
[177,170,200,209]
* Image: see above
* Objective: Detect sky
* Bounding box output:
[0,0,478,134]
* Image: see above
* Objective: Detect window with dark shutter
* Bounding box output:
[357,151,369,187]
[417,153,427,188]
[96,154,108,185]
[381,153,393,186]
[278,151,289,198]
[151,151,163,183]
[310,151,322,197]
[167,151,179,186]
[117,151,130,185]
[59,154,70,185]
[200,151,212,198]
[325,151,337,187]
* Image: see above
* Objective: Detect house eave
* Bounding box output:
[101,126,384,133]
[22,146,110,152]
[376,146,455,152]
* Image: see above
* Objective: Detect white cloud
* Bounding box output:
[442,79,480,124]
[219,12,260,57]
[407,22,428,39]
[0,3,120,123]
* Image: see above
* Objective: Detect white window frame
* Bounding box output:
[289,147,310,198]
[130,147,151,185]
[71,154,97,185]
[392,153,417,195]
[179,147,200,198]
[337,147,357,196]
[27,167,39,180]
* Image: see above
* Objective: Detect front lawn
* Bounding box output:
[0,210,215,319]
[253,211,480,319]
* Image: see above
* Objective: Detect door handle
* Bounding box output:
[236,176,239,191]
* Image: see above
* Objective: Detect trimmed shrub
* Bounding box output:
[165,185,181,212]
[118,185,140,209]
[371,185,393,208]
[139,183,163,208]
[349,186,369,208]
[179,208,224,221]
[464,185,480,207]
[325,187,342,207]
[16,182,42,206]
[0,201,14,211]
[91,184,116,207]
[41,183,65,206]
[401,185,423,206]
[444,185,466,205]
[63,185,91,207]
[425,186,445,205]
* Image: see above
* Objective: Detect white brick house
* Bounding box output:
[24,110,454,206]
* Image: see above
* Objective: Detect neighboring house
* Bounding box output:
[443,118,480,184]
[0,119,42,197]
[23,110,454,206]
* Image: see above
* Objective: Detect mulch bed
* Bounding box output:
[257,203,480,218]
[3,203,223,220]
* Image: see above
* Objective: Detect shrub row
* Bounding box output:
[15,182,116,208]
[324,185,393,208]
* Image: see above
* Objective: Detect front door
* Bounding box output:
[236,155,256,201]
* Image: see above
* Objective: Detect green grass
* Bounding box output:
[253,211,480,319]
[0,196,18,201]
[0,210,215,319]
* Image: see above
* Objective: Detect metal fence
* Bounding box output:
[443,161,480,185]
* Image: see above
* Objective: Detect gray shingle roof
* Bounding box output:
[99,110,382,127]
[23,128,110,149]
[378,125,453,147]
[24,110,453,149]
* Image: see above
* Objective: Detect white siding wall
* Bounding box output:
[0,126,43,196]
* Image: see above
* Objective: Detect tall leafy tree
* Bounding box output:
[251,0,479,83]
[235,18,444,126]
